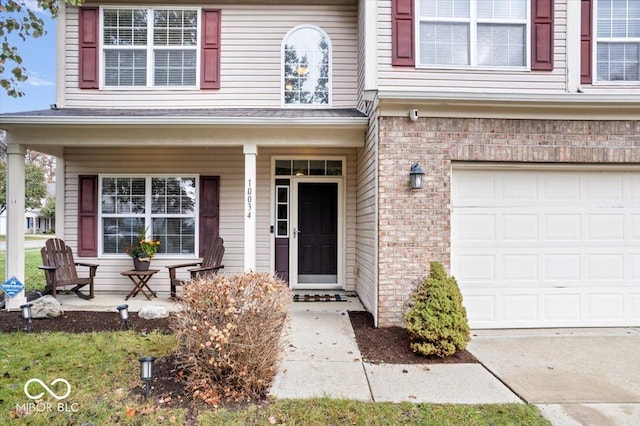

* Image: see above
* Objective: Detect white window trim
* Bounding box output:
[592,0,640,85]
[99,6,201,90]
[414,0,531,71]
[98,174,199,258]
[275,184,290,238]
[280,24,333,108]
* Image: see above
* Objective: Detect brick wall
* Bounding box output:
[376,116,640,326]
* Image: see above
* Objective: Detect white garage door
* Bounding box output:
[452,167,640,328]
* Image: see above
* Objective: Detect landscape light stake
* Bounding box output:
[117,304,130,330]
[20,303,33,332]
[139,356,156,399]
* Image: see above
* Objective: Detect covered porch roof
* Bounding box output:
[0,107,368,127]
[0,108,369,152]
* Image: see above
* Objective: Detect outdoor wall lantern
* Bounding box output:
[20,303,33,332]
[117,304,130,330]
[410,163,425,189]
[139,356,156,399]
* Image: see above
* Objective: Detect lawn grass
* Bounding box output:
[0,249,46,291]
[0,332,551,426]
[0,234,50,243]
[205,399,548,425]
[1,331,179,425]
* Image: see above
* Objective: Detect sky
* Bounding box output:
[0,3,56,114]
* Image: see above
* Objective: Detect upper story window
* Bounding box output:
[417,0,528,68]
[282,25,331,106]
[596,0,640,82]
[102,8,199,88]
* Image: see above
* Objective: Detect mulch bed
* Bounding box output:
[0,310,171,334]
[348,310,478,364]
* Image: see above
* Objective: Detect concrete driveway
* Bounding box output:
[467,328,640,426]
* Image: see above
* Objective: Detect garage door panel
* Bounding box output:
[545,294,581,321]
[631,295,640,319]
[631,175,640,200]
[544,254,581,280]
[454,255,495,281]
[463,295,496,322]
[544,214,582,240]
[587,294,625,320]
[542,173,580,201]
[502,254,538,281]
[502,174,538,200]
[452,168,640,328]
[630,215,640,239]
[584,174,623,201]
[455,214,495,241]
[587,254,624,280]
[453,173,496,203]
[587,215,624,240]
[503,295,539,322]
[502,214,538,240]
[631,255,640,279]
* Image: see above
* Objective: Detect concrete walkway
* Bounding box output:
[270,296,521,404]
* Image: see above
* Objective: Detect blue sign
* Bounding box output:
[1,277,25,298]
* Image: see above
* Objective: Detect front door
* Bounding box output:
[291,181,340,289]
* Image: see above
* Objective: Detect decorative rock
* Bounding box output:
[30,295,63,319]
[138,305,169,319]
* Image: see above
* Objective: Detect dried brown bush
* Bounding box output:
[171,272,292,405]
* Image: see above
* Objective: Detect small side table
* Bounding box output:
[120,269,159,301]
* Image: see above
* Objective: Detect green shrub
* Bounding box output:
[404,261,470,357]
[171,272,292,405]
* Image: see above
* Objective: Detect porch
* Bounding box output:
[0,108,370,312]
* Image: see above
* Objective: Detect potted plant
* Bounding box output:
[125,227,160,271]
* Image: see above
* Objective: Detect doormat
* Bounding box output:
[293,294,347,302]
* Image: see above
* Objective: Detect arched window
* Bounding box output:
[282,25,331,106]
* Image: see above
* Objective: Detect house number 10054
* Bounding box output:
[247,179,253,218]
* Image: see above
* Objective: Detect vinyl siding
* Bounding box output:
[377,0,568,94]
[356,0,366,111]
[63,145,358,294]
[356,110,379,319]
[63,3,358,108]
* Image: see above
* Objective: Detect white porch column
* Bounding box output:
[55,156,65,239]
[243,143,257,271]
[5,143,26,310]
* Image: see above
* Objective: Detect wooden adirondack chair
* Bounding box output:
[39,238,98,300]
[166,237,225,299]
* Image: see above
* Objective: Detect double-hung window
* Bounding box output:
[596,0,640,82]
[100,176,197,256]
[417,0,528,68]
[102,7,198,87]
